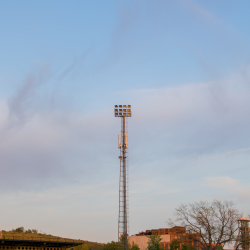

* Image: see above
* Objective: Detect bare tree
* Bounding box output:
[169,200,240,250]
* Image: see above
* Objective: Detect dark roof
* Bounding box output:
[0,237,83,248]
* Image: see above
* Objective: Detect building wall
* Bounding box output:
[129,227,201,250]
[129,235,170,250]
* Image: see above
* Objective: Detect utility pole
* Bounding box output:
[114,105,132,250]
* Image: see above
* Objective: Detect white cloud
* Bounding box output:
[2,68,250,191]
[206,176,239,188]
[205,176,250,202]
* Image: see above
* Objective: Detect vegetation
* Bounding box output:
[147,233,162,250]
[8,227,38,234]
[130,242,140,250]
[180,243,196,250]
[170,239,181,250]
[169,200,240,250]
[103,237,140,250]
[103,241,120,250]
[74,242,104,250]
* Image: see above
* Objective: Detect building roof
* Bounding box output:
[237,217,250,221]
[0,237,83,248]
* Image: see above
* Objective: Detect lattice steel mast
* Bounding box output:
[114,105,132,250]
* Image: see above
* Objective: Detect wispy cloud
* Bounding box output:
[2,64,250,193]
[7,63,52,128]
[205,176,250,202]
[206,176,239,188]
[177,0,219,24]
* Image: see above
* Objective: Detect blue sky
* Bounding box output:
[1,0,250,244]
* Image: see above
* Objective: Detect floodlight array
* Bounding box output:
[114,105,132,117]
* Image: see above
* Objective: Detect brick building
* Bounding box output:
[129,226,200,250]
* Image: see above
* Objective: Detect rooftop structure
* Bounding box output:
[134,226,186,236]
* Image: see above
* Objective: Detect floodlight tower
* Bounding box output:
[114,105,132,250]
[234,217,250,250]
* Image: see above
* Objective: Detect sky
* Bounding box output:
[1,0,250,244]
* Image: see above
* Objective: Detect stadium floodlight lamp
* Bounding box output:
[114,105,132,117]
